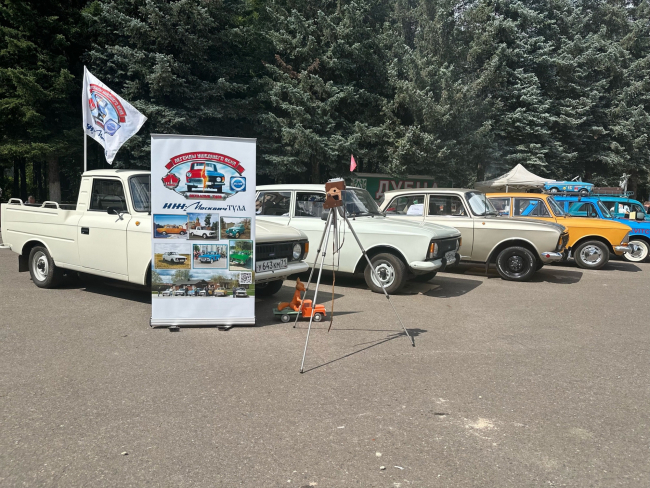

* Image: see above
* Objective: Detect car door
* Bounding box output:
[255,190,292,226]
[512,197,556,223]
[77,177,131,277]
[424,194,474,259]
[290,191,328,266]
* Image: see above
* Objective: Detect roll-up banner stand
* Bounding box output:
[150,134,256,327]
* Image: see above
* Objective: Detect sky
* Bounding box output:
[153,214,187,226]
[154,242,191,254]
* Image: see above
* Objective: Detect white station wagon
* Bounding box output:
[256,184,462,293]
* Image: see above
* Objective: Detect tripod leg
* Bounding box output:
[300,219,333,373]
[342,214,415,347]
[293,209,333,328]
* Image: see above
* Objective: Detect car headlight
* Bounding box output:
[292,243,302,260]
[217,177,222,182]
[428,241,439,259]
[456,238,461,250]
[186,172,192,178]
[621,232,630,245]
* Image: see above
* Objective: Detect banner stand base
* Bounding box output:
[150,317,255,328]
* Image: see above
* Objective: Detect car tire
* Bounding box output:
[280,314,291,323]
[180,231,186,235]
[202,234,208,239]
[495,246,537,281]
[364,253,407,294]
[623,239,649,263]
[579,189,589,195]
[255,280,284,297]
[573,240,609,270]
[161,231,167,235]
[235,232,240,238]
[28,246,63,288]
[313,312,323,322]
[412,271,438,283]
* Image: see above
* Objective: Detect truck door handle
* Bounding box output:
[81,227,89,235]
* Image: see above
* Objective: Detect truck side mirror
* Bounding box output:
[107,207,117,215]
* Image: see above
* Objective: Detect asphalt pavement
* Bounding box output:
[1,244,648,487]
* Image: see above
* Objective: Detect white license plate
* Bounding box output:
[445,251,457,264]
[255,258,288,273]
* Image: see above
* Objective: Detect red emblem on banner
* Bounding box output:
[162,173,180,189]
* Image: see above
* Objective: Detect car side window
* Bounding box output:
[256,191,291,216]
[428,195,467,216]
[295,192,326,217]
[513,198,550,217]
[490,198,510,216]
[568,202,598,218]
[384,195,425,216]
[89,178,128,212]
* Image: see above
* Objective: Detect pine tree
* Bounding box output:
[0,0,87,201]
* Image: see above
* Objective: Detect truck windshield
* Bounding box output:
[465,191,498,216]
[129,175,151,213]
[343,188,383,216]
[547,197,565,216]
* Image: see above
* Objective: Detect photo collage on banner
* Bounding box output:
[150,135,256,326]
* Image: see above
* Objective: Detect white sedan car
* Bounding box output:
[162,251,187,264]
[190,227,216,239]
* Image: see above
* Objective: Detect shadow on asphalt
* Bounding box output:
[56,275,152,303]
[530,268,582,284]
[300,328,427,374]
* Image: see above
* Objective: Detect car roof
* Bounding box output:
[82,169,149,177]
[487,192,550,198]
[257,184,361,191]
[383,188,474,195]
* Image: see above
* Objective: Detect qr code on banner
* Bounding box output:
[239,272,252,285]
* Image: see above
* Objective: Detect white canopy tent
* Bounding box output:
[475,164,552,193]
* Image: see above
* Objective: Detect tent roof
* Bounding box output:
[475,164,552,192]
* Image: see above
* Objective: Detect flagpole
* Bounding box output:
[84,133,87,173]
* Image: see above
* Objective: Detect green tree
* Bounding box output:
[0,0,87,201]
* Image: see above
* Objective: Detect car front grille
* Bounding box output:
[437,238,459,255]
[256,242,295,261]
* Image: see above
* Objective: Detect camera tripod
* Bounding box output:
[294,205,415,374]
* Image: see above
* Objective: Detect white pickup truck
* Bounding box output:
[0,169,308,296]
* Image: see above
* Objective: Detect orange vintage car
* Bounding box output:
[488,193,632,270]
[157,225,187,236]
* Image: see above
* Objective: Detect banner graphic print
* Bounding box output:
[151,134,256,326]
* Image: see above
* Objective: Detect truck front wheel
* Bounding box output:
[364,253,407,294]
[28,246,63,288]
[255,280,284,297]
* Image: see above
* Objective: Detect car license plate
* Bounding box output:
[445,250,456,264]
[255,258,288,273]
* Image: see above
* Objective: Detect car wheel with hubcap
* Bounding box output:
[235,232,241,238]
[412,271,438,283]
[256,280,284,297]
[312,313,323,322]
[364,253,406,294]
[549,187,559,193]
[573,240,609,270]
[202,233,208,239]
[28,246,63,288]
[280,314,291,323]
[579,188,590,195]
[495,246,536,281]
[623,239,650,263]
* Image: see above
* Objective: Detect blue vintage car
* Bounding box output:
[554,195,650,263]
[543,179,594,195]
[199,251,222,263]
[597,196,650,221]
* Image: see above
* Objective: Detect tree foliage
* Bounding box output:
[1,0,650,199]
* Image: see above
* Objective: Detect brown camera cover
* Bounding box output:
[324,180,346,209]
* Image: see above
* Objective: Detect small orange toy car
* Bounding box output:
[273,299,327,323]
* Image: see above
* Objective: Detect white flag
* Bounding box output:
[82,66,147,164]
